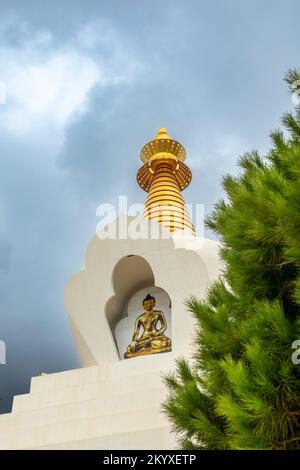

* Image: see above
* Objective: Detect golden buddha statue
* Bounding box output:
[124,293,172,359]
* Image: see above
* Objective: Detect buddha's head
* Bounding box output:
[143,293,155,311]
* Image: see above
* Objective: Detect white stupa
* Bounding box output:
[0,129,222,449]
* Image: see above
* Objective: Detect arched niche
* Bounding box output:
[105,254,172,360]
[105,255,155,340]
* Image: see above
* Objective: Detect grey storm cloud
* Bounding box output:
[0,0,299,412]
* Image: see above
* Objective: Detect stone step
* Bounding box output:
[34,426,175,450]
[29,366,101,394]
[12,369,167,412]
[0,407,168,450]
[29,354,173,394]
[0,387,167,432]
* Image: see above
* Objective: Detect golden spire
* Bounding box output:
[137,128,195,234]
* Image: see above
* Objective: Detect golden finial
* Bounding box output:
[140,127,186,164]
[153,127,172,140]
[136,128,195,235]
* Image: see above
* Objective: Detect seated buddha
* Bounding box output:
[124,293,172,359]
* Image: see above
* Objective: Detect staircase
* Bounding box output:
[0,354,175,449]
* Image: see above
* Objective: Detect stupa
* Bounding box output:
[0,128,222,449]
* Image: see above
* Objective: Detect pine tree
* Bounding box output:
[163,69,300,450]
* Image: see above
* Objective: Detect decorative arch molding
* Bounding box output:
[106,255,155,337]
[65,216,217,367]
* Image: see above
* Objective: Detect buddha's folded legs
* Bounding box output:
[124,335,172,358]
[137,335,170,350]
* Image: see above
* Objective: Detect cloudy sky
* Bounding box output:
[0,0,299,413]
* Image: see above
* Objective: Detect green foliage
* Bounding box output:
[163,70,300,450]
